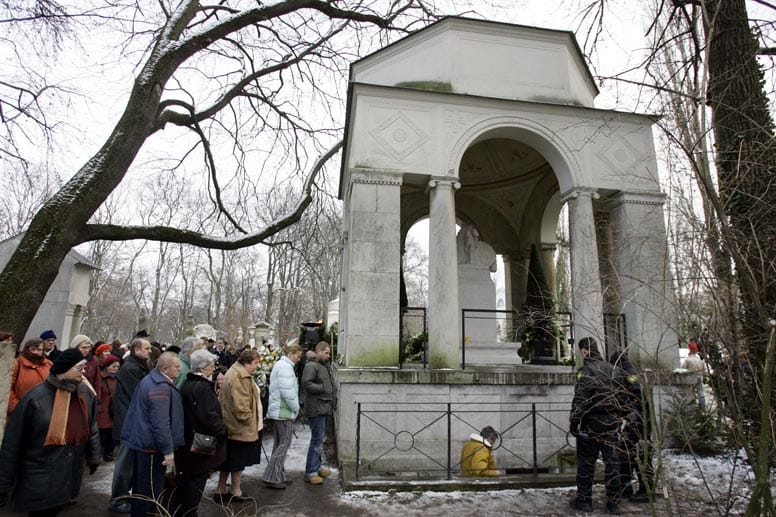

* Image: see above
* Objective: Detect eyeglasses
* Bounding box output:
[73,363,87,372]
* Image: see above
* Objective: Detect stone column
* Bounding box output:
[427,177,460,368]
[564,189,605,347]
[610,192,679,368]
[342,170,403,366]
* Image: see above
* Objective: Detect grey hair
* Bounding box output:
[190,349,217,372]
[180,336,199,355]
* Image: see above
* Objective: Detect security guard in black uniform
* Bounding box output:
[610,351,654,503]
[569,337,626,514]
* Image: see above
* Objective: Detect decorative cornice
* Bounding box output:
[611,191,666,208]
[350,169,404,187]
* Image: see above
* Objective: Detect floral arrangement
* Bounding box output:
[254,344,283,397]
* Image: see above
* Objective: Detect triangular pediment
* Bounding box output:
[351,17,598,107]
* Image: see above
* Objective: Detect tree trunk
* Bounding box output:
[706,0,776,359]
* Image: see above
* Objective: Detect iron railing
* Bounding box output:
[354,401,575,481]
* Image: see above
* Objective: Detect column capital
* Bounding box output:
[560,188,599,204]
[427,176,461,191]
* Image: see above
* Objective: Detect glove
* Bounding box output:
[88,463,100,475]
[569,420,580,437]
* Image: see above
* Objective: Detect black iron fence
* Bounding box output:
[354,401,575,481]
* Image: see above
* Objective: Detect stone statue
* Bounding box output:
[457,224,497,273]
[457,223,498,343]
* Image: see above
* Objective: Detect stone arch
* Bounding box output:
[446,117,580,194]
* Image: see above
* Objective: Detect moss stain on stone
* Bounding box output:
[395,81,454,93]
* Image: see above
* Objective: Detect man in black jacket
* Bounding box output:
[108,338,152,514]
[0,348,101,515]
[569,337,626,514]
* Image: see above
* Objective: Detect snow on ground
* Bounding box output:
[54,424,775,517]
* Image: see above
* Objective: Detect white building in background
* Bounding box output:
[0,234,98,347]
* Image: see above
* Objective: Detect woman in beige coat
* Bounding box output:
[215,349,263,502]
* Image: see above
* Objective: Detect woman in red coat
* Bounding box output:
[97,354,121,461]
[7,338,52,418]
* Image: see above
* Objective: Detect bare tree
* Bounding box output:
[0,0,435,340]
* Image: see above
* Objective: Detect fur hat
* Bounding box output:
[95,343,112,356]
[51,348,87,375]
[102,354,121,369]
[40,330,57,340]
[69,334,92,349]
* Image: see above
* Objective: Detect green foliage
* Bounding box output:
[665,393,727,455]
[403,332,427,363]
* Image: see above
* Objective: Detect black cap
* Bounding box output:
[50,348,86,375]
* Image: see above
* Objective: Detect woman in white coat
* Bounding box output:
[261,343,302,489]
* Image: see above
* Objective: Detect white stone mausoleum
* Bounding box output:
[334,17,682,484]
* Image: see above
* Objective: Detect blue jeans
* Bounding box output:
[305,415,328,478]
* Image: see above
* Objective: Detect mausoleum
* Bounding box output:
[335,17,682,485]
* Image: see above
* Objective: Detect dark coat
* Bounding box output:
[97,370,117,429]
[112,352,150,440]
[121,369,185,455]
[0,377,101,512]
[301,352,335,417]
[175,372,227,475]
[570,354,627,438]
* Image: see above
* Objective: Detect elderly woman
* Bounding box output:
[262,343,302,489]
[173,349,227,516]
[7,338,52,418]
[69,334,100,397]
[0,348,101,515]
[215,349,263,503]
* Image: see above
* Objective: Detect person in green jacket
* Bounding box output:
[460,426,500,477]
[301,342,336,485]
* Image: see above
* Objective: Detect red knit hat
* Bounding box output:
[102,354,121,369]
[688,340,699,353]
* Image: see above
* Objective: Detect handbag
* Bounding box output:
[190,432,217,455]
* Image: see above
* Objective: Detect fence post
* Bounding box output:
[356,402,361,481]
[447,402,452,480]
[461,309,466,369]
[532,402,538,476]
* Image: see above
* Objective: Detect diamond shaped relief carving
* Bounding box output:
[370,112,429,162]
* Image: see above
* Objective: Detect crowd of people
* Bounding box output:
[0,327,690,516]
[0,330,336,517]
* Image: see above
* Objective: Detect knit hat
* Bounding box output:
[688,340,699,353]
[51,348,87,375]
[40,330,57,340]
[95,343,112,356]
[69,334,92,349]
[102,354,121,369]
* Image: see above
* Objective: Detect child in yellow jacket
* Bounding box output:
[460,426,499,476]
